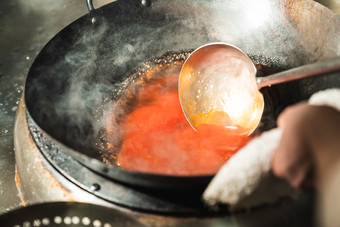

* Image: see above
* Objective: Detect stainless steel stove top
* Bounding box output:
[0,0,116,211]
[0,0,339,225]
[0,0,89,213]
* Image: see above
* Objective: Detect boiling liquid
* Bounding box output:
[117,65,250,175]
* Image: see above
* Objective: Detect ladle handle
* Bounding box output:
[256,56,340,89]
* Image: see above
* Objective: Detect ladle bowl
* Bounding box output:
[179,43,340,135]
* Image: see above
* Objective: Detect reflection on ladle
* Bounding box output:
[178,43,340,135]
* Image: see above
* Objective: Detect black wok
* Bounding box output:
[25,0,340,191]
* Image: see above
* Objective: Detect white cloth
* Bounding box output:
[203,88,340,210]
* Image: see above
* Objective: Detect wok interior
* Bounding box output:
[25,0,340,172]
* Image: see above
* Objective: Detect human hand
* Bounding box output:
[271,102,340,189]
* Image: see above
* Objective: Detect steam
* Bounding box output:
[27,19,120,154]
[55,21,109,133]
[27,8,194,158]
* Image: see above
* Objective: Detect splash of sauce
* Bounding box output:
[117,70,250,175]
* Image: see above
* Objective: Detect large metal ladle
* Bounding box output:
[179,43,340,135]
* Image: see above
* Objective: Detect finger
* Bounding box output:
[289,160,312,188]
[277,102,309,128]
[271,123,311,188]
[272,148,311,188]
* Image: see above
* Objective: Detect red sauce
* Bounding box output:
[117,72,250,175]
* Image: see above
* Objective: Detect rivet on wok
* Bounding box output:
[90,183,101,191]
[91,17,96,24]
